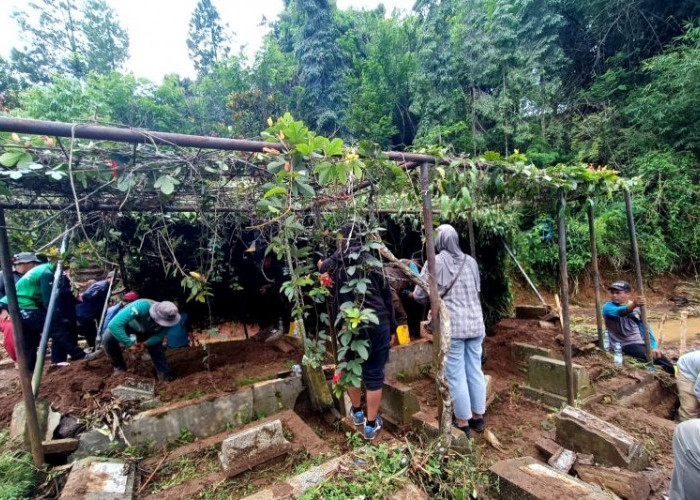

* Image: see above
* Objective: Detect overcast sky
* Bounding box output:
[0,0,415,83]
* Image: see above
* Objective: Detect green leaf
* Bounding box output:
[0,150,30,167]
[294,179,315,198]
[263,186,286,199]
[324,138,344,157]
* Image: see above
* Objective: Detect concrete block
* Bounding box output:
[123,389,254,448]
[411,411,470,452]
[512,342,562,363]
[574,464,650,500]
[515,305,551,319]
[42,438,79,454]
[72,430,120,461]
[10,399,60,451]
[385,339,433,380]
[555,406,648,471]
[528,355,593,399]
[218,419,290,470]
[535,437,562,460]
[380,380,420,425]
[252,377,304,417]
[548,448,576,473]
[60,457,135,499]
[490,456,614,499]
[521,385,568,408]
[111,379,157,406]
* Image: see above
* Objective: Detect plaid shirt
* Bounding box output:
[413,253,485,339]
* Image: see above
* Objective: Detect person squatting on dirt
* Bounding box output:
[75,271,113,348]
[318,222,395,441]
[99,291,139,339]
[669,418,700,500]
[602,280,674,375]
[97,299,179,381]
[409,224,487,437]
[676,351,700,422]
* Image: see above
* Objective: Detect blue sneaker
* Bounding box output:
[351,408,366,426]
[364,415,383,441]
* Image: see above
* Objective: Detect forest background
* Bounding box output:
[1,0,699,295]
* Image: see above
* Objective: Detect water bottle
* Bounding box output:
[291,364,302,377]
[603,330,610,351]
[613,342,623,367]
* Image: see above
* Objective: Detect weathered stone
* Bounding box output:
[123,389,254,448]
[515,305,551,319]
[60,457,135,499]
[548,447,577,473]
[555,406,648,471]
[111,380,157,407]
[528,355,593,399]
[381,380,421,425]
[490,456,615,499]
[574,464,650,500]
[252,377,304,417]
[219,419,290,470]
[576,453,595,466]
[42,438,79,454]
[72,430,121,461]
[10,399,61,451]
[535,437,563,459]
[385,339,433,380]
[617,378,667,409]
[512,342,562,363]
[411,411,470,452]
[521,385,568,408]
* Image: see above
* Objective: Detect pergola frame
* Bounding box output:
[0,116,651,465]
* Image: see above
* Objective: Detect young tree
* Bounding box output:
[82,0,130,74]
[186,0,232,76]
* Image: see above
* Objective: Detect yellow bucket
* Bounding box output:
[288,319,302,338]
[396,324,410,345]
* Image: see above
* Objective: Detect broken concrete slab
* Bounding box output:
[490,456,616,499]
[411,411,470,452]
[574,464,651,500]
[42,438,79,455]
[515,305,551,319]
[252,377,304,417]
[72,429,119,461]
[380,380,421,425]
[123,389,254,449]
[555,406,648,471]
[111,379,158,407]
[548,447,577,473]
[10,399,60,451]
[512,342,562,363]
[535,437,562,460]
[219,419,290,470]
[60,457,135,500]
[521,385,569,408]
[528,355,593,399]
[385,339,433,380]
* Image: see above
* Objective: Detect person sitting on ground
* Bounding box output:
[407,224,487,437]
[676,350,700,422]
[91,298,178,381]
[99,291,139,338]
[318,222,395,441]
[669,418,700,499]
[75,271,113,348]
[602,280,674,374]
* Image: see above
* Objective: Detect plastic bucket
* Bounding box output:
[396,324,410,345]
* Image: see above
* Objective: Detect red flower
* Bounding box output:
[110,160,119,181]
[332,371,343,384]
[319,272,333,288]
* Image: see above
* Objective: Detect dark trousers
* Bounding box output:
[344,323,391,391]
[76,317,97,348]
[50,318,85,363]
[102,329,172,379]
[623,343,675,375]
[18,309,45,375]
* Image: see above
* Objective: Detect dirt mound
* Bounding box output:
[0,337,302,427]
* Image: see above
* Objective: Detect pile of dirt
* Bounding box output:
[0,337,302,426]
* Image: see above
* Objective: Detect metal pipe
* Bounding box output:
[95,268,118,348]
[0,208,45,466]
[502,238,547,306]
[557,190,575,405]
[32,229,71,395]
[0,117,439,164]
[420,162,443,420]
[587,203,604,349]
[624,189,653,362]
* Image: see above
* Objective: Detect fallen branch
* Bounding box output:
[137,452,169,496]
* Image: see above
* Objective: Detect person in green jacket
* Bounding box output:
[97,299,179,380]
[0,260,53,375]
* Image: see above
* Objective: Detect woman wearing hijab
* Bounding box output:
[410,224,486,436]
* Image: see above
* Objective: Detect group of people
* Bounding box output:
[0,251,185,381]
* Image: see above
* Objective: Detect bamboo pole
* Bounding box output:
[657,313,668,351]
[587,203,604,349]
[0,208,45,466]
[557,190,575,406]
[502,238,547,306]
[680,309,688,356]
[94,268,118,348]
[623,190,653,362]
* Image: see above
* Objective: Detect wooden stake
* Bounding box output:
[657,313,668,352]
[680,310,688,356]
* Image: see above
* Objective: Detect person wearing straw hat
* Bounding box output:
[94,298,179,381]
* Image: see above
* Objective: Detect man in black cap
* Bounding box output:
[602,280,674,374]
[0,252,40,298]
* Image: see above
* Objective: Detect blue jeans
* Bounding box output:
[446,335,486,421]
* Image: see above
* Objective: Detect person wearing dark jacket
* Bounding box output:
[75,272,113,347]
[49,270,86,364]
[318,222,395,440]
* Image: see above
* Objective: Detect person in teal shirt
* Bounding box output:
[96,299,179,380]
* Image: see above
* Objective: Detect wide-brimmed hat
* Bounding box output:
[123,291,139,303]
[13,252,40,264]
[149,301,181,327]
[608,280,632,292]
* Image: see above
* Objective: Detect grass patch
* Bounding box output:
[0,431,36,499]
[235,374,274,386]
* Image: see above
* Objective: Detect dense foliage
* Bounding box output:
[1,0,699,288]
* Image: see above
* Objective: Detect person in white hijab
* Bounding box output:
[410,224,487,436]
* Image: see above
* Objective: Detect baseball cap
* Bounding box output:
[149,301,181,327]
[123,292,139,303]
[608,281,631,292]
[12,252,40,264]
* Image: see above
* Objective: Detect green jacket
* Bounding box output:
[0,263,54,310]
[107,299,166,347]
